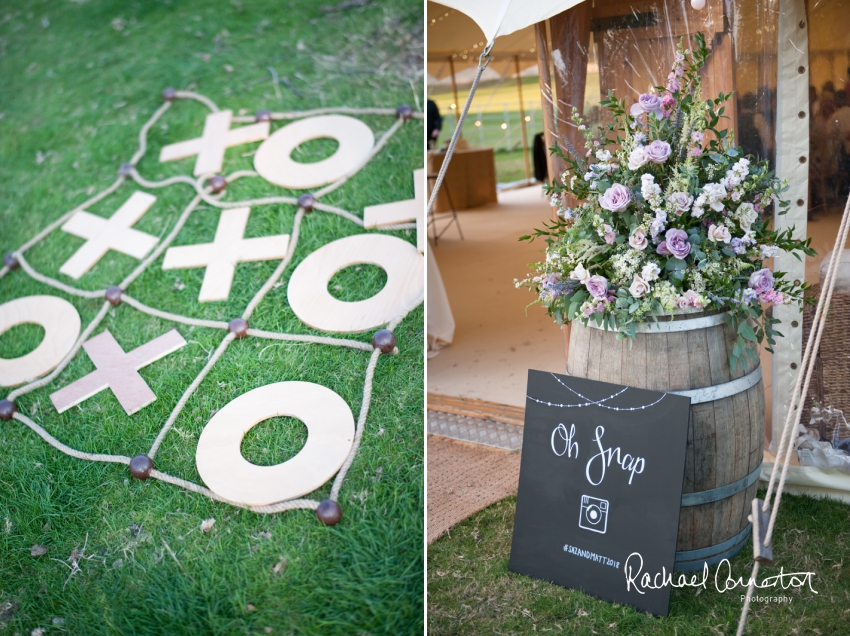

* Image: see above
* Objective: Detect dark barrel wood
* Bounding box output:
[567,312,764,571]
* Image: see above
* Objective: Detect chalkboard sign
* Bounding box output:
[508,369,691,617]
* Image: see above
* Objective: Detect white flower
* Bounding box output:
[570,262,590,284]
[628,146,649,170]
[760,244,781,258]
[629,227,648,250]
[707,224,732,243]
[649,217,666,240]
[596,149,612,162]
[641,262,661,281]
[584,172,595,181]
[734,202,758,232]
[629,275,651,298]
[701,182,728,211]
[641,174,661,200]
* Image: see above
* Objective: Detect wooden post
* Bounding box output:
[515,55,532,183]
[449,57,461,133]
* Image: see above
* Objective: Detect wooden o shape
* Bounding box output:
[287,234,424,333]
[195,382,355,506]
[253,115,375,189]
[0,295,81,387]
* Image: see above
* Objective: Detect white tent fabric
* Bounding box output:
[435,0,582,44]
[427,246,456,357]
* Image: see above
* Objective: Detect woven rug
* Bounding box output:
[427,435,521,544]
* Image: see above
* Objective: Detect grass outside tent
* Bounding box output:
[428,491,850,635]
[0,1,424,634]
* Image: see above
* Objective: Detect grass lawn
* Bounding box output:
[428,491,850,635]
[0,1,424,634]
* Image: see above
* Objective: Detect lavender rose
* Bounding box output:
[645,140,672,163]
[668,192,694,215]
[659,228,691,259]
[748,268,774,294]
[630,93,663,118]
[599,183,631,213]
[585,275,609,299]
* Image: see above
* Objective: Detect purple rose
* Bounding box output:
[662,228,691,259]
[599,183,631,213]
[585,275,609,299]
[645,140,672,163]
[630,93,663,118]
[748,268,774,293]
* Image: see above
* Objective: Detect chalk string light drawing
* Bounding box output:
[526,373,668,411]
[0,89,424,524]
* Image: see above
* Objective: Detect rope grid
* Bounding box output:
[0,91,423,516]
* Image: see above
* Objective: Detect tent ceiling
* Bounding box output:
[427,2,538,79]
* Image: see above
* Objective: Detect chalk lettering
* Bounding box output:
[551,423,579,458]
[585,426,646,485]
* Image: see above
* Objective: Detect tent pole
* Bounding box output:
[449,57,461,133]
[515,55,532,183]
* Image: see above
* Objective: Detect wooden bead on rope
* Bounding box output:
[162,87,177,102]
[129,454,154,479]
[298,193,315,212]
[105,286,123,306]
[316,499,342,526]
[209,175,227,194]
[372,329,396,353]
[0,399,16,421]
[228,318,249,339]
[118,162,135,178]
[396,104,414,121]
[255,109,272,122]
[3,253,19,270]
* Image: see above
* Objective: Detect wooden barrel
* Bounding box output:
[567,311,764,571]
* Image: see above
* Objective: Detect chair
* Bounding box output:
[426,173,464,246]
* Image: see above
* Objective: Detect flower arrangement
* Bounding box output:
[518,33,814,371]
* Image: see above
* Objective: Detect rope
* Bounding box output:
[242,209,305,321]
[119,195,203,289]
[14,252,106,299]
[148,332,235,459]
[149,470,319,512]
[2,89,424,518]
[120,294,230,330]
[13,413,131,464]
[330,348,381,500]
[426,47,492,217]
[735,190,850,636]
[130,101,172,165]
[230,106,423,123]
[175,91,220,113]
[245,329,373,351]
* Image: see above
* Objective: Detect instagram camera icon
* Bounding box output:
[579,495,609,534]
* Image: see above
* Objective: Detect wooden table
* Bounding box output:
[427,148,498,212]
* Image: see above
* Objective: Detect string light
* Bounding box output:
[526,373,668,411]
